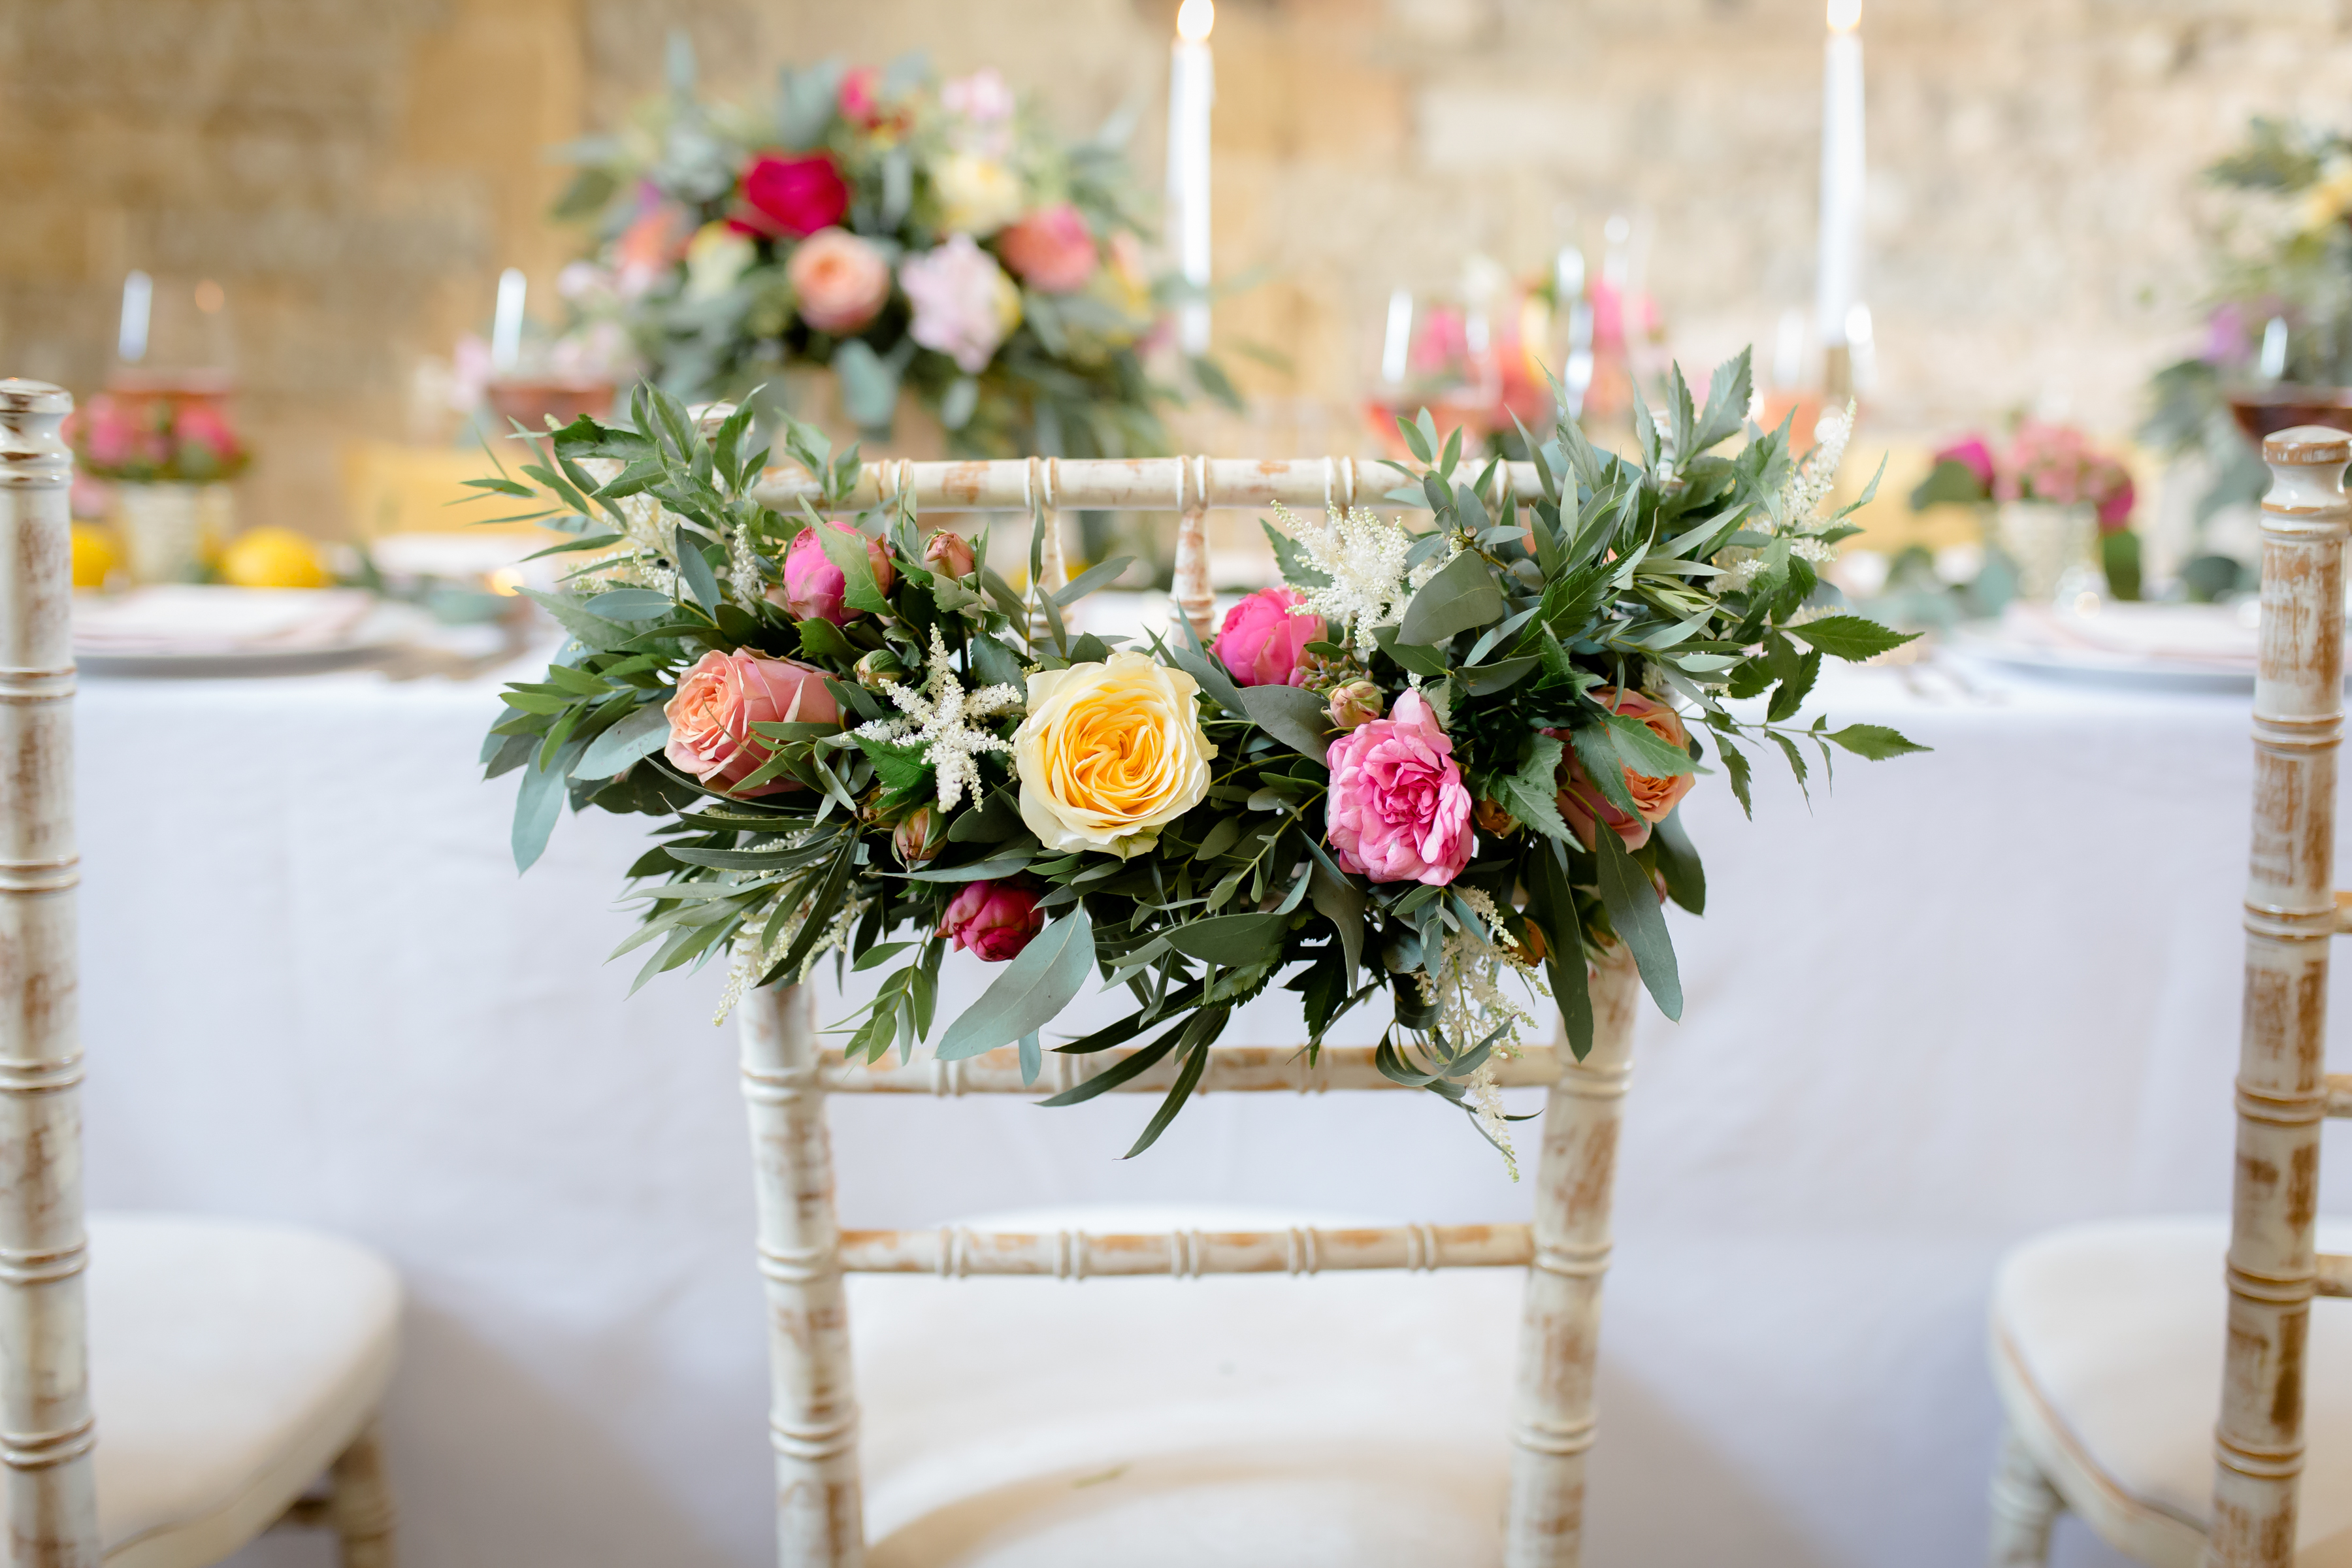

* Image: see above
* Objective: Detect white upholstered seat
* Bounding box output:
[82,1213,401,1567]
[852,1205,1518,1568]
[1989,1217,2352,1567]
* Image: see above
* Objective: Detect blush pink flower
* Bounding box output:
[1550,689,1695,851]
[773,520,896,625]
[786,228,892,335]
[996,204,1098,294]
[900,236,1021,373]
[1323,689,1475,887]
[1214,586,1323,687]
[662,649,840,797]
[738,152,850,240]
[938,877,1044,962]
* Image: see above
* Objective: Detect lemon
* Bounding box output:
[220,527,332,589]
[70,525,119,589]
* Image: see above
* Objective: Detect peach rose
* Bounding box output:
[662,649,840,796]
[996,204,1098,294]
[787,228,892,335]
[1550,688,1695,851]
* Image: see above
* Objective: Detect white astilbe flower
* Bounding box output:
[1778,398,1855,529]
[1273,502,1451,659]
[855,625,1021,813]
[1414,887,1547,1181]
[713,883,870,1025]
[728,517,761,602]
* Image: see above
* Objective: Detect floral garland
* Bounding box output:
[549,46,1232,459]
[483,354,1925,1165]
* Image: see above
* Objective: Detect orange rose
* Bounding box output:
[1550,689,1695,851]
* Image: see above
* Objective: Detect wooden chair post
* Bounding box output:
[1171,454,1213,640]
[739,981,862,1568]
[0,380,101,1565]
[1505,943,1642,1567]
[2207,427,2351,1567]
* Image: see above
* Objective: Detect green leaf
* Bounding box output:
[898,853,1034,882]
[675,537,723,612]
[1397,549,1505,645]
[1156,623,1246,715]
[1124,1018,1219,1157]
[1603,710,1695,777]
[1717,734,1755,819]
[574,703,670,779]
[511,744,574,872]
[1825,723,1933,760]
[1036,1017,1187,1105]
[1595,826,1680,1021]
[853,734,932,795]
[1051,555,1135,607]
[794,617,857,660]
[1569,723,1641,818]
[1648,806,1705,915]
[1462,654,1539,696]
[1261,518,1331,588]
[815,522,891,615]
[1163,911,1287,968]
[936,906,1096,1060]
[1396,412,1434,465]
[1233,683,1334,762]
[585,588,678,621]
[832,338,899,430]
[1371,625,1450,679]
[1527,841,1592,1058]
[515,589,635,653]
[1784,613,1918,662]
[1765,647,1823,723]
[1495,734,1571,841]
[968,634,1028,691]
[1305,847,1364,983]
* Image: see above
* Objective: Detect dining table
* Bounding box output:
[73,610,2328,1568]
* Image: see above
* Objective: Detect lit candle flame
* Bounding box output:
[1177,0,1214,42]
[1827,0,1860,32]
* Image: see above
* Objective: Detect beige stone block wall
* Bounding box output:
[8,0,2352,534]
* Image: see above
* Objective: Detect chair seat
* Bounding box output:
[851,1205,1524,1568]
[1990,1216,2352,1567]
[82,1213,401,1568]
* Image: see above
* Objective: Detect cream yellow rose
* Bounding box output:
[1014,651,1217,858]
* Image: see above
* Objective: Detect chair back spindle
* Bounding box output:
[0,380,100,1565]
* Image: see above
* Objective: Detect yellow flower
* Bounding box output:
[1014,651,1216,858]
[2301,157,2352,233]
[932,152,1025,237]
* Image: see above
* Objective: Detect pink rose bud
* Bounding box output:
[772,519,896,625]
[995,203,1099,294]
[937,877,1045,962]
[1546,689,1696,853]
[893,804,947,867]
[1214,586,1325,688]
[1326,679,1384,731]
[1323,689,1476,887]
[922,530,976,580]
[662,649,841,797]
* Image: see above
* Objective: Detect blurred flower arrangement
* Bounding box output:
[63,392,249,485]
[1899,421,2140,613]
[547,44,1232,459]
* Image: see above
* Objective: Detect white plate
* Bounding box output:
[1948,602,2275,693]
[73,589,429,679]
[1946,626,2257,691]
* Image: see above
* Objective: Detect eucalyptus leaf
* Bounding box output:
[1233,682,1334,762]
[1595,827,1681,1021]
[1163,911,1286,967]
[574,703,672,779]
[936,906,1096,1060]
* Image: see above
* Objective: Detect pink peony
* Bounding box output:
[738,152,850,240]
[1214,586,1323,688]
[1323,689,1475,887]
[1933,436,1997,495]
[900,236,1021,374]
[938,877,1044,962]
[1550,689,1695,852]
[172,401,242,467]
[662,649,840,797]
[996,204,1098,294]
[772,519,896,625]
[786,228,892,335]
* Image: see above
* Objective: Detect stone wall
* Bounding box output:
[7,0,2351,533]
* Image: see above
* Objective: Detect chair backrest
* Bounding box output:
[0,380,103,1562]
[732,448,1645,1568]
[2212,427,2352,1567]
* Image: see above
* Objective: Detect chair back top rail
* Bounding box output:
[835,1221,1534,1279]
[826,1042,1566,1096]
[751,454,1544,515]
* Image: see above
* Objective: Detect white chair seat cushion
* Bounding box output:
[851,1205,1525,1568]
[83,1213,400,1567]
[1990,1216,2352,1567]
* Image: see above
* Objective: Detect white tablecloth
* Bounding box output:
[73,648,2332,1568]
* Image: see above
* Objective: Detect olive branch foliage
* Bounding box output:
[481,352,1924,1158]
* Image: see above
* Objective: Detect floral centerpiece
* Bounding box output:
[482,353,1923,1166]
[63,391,250,585]
[549,46,1229,459]
[1912,421,2139,602]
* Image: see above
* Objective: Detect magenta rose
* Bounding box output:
[938,878,1045,962]
[1323,689,1475,887]
[739,152,849,240]
[1933,436,1997,495]
[2095,472,2136,531]
[1549,689,1695,852]
[1215,587,1323,688]
[996,204,1098,294]
[772,520,896,625]
[662,649,840,797]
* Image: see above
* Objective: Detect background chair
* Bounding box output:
[1,378,401,1565]
[1985,426,2352,1568]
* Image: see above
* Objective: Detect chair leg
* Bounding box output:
[328,1418,395,1568]
[1988,1422,2064,1567]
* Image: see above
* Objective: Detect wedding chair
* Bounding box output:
[734,452,1649,1567]
[1,379,401,1565]
[1985,426,2352,1568]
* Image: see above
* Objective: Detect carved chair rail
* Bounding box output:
[836,1222,1535,1278]
[825,1041,1567,1096]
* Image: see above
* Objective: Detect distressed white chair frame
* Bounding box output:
[740,453,1641,1567]
[1986,428,2352,1568]
[0,378,395,1567]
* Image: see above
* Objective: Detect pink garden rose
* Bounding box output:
[996,204,1098,294]
[938,877,1044,962]
[738,152,850,240]
[1550,689,1695,852]
[787,228,892,335]
[662,649,840,797]
[1214,587,1322,688]
[900,235,1021,374]
[1324,689,1475,887]
[774,519,896,625]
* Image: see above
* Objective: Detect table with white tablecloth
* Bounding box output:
[72,645,2334,1568]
